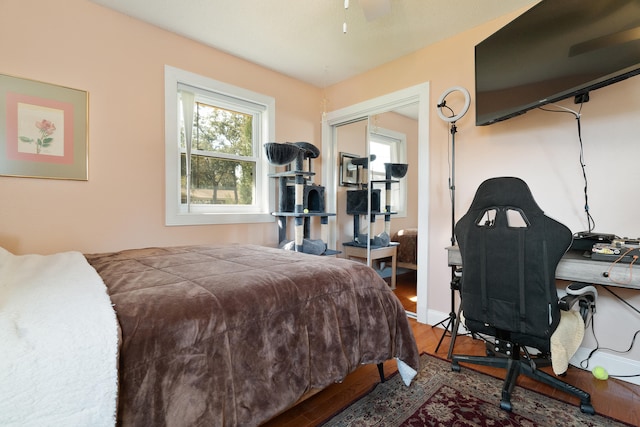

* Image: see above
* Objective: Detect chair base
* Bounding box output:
[451,353,595,415]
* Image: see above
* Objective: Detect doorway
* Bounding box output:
[321,83,430,323]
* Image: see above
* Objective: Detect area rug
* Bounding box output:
[322,353,631,427]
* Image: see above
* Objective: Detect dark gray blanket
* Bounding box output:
[86,244,419,427]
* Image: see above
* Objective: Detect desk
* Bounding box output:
[447,246,640,290]
[344,243,398,289]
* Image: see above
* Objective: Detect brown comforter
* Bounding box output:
[85,244,419,427]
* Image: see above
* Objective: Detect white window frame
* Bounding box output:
[165,65,275,225]
[369,127,408,217]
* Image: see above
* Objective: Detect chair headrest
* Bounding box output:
[455,176,572,266]
[466,177,543,216]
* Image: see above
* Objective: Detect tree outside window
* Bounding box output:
[180,102,255,206]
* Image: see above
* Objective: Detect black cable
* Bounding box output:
[538,102,595,232]
[578,325,640,378]
[576,289,640,378]
[540,103,640,378]
[575,114,596,232]
[440,104,455,118]
[602,285,640,315]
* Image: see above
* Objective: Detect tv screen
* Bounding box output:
[475,0,640,126]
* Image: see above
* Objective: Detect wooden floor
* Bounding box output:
[263,272,640,427]
[391,270,418,313]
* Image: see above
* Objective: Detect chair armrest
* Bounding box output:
[558,282,597,323]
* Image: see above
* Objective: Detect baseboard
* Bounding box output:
[427,308,640,386]
[427,308,459,332]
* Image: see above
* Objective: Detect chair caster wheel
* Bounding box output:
[500,401,512,412]
[451,362,461,372]
[580,403,595,415]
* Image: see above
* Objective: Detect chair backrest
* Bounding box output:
[455,177,572,352]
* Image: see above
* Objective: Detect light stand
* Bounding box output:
[431,87,470,359]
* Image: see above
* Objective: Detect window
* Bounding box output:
[165,66,275,225]
[369,128,408,217]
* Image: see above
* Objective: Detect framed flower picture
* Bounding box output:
[0,73,88,180]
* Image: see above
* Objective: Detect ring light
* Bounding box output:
[437,86,470,123]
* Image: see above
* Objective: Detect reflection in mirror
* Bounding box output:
[328,98,421,317]
[363,115,405,273]
[339,152,360,187]
[335,119,370,260]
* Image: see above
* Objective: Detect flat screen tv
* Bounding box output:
[475,0,640,126]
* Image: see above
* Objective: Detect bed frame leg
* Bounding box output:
[377,363,385,383]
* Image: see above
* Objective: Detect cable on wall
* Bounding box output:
[574,285,640,379]
[539,100,595,232]
[540,101,640,381]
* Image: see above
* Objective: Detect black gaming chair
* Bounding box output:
[450,177,595,414]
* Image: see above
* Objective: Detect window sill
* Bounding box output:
[166,212,274,226]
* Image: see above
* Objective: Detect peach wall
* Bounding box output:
[2,1,639,366]
[325,8,640,363]
[0,0,322,255]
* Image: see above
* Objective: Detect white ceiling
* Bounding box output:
[90,0,538,88]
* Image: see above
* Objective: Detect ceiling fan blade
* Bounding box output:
[360,0,392,21]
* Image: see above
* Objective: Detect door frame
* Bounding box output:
[321,82,430,323]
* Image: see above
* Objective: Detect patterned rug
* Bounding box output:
[322,353,631,427]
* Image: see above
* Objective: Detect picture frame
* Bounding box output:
[0,73,88,180]
[339,152,360,187]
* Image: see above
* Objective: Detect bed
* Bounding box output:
[392,228,418,270]
[1,244,420,427]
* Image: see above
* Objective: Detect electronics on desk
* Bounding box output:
[570,231,618,252]
[612,238,640,248]
[591,242,640,264]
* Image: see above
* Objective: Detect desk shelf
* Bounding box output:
[447,246,640,290]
